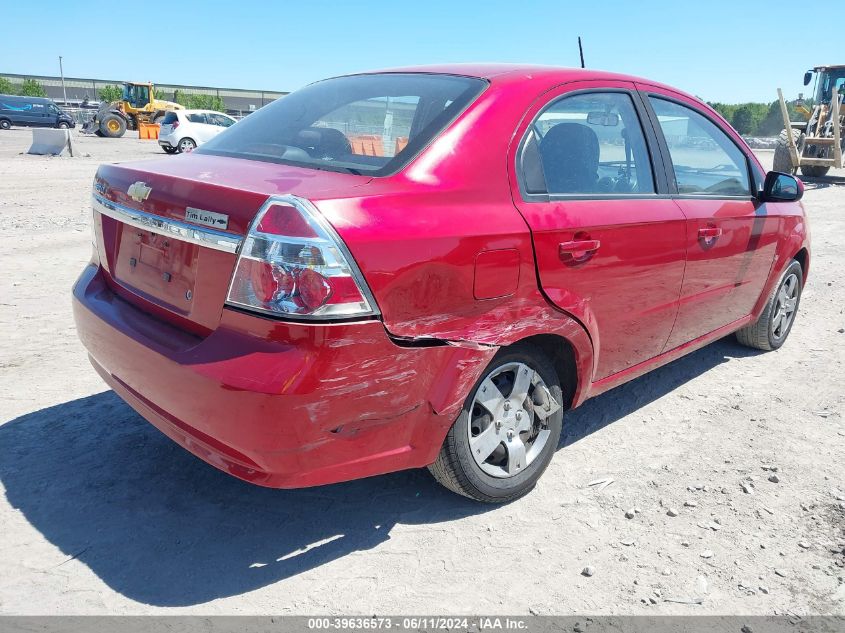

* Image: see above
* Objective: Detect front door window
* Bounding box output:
[648,97,750,196]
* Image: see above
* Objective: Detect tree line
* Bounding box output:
[707,100,806,137]
[0,77,48,97]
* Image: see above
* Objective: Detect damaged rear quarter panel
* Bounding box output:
[315,188,594,415]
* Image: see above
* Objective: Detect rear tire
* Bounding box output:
[57,122,69,129]
[162,146,178,154]
[428,344,564,503]
[0,119,11,130]
[773,129,800,174]
[177,137,196,153]
[735,259,803,351]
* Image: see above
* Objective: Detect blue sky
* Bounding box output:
[1,0,834,103]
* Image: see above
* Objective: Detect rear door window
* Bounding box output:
[187,113,208,124]
[648,97,751,196]
[524,92,655,195]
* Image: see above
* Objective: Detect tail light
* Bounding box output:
[226,195,378,319]
[171,121,179,130]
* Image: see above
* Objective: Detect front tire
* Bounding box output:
[735,259,803,351]
[57,122,70,129]
[162,146,178,154]
[428,344,563,503]
[773,129,800,174]
[99,114,126,138]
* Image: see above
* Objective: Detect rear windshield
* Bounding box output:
[162,111,179,125]
[196,73,487,176]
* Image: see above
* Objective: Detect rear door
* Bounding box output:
[0,96,24,125]
[639,87,779,350]
[510,81,687,380]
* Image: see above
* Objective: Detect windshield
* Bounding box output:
[122,84,150,108]
[815,68,845,102]
[196,73,487,176]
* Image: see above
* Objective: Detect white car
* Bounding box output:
[158,109,237,154]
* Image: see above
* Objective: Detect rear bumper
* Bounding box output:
[72,264,493,488]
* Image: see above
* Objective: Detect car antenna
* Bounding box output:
[578,36,586,68]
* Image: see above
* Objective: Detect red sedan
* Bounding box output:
[73,65,809,502]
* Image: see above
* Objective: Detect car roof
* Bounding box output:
[355,63,658,83]
[339,63,690,99]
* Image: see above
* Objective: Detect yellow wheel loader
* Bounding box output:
[774,65,844,177]
[82,82,183,138]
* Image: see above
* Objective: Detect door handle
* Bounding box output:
[559,239,601,253]
[559,239,601,264]
[698,227,722,239]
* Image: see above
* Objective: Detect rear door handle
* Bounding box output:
[559,239,601,253]
[698,227,722,239]
[559,239,601,264]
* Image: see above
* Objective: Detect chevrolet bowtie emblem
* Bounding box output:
[127,181,152,203]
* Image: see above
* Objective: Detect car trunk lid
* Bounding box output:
[93,154,371,335]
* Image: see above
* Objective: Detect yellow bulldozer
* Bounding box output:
[82,82,183,138]
[774,65,844,177]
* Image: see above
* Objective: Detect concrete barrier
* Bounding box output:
[27,128,74,156]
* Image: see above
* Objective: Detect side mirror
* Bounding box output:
[803,71,813,86]
[762,171,803,202]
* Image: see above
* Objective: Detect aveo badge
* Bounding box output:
[185,207,229,230]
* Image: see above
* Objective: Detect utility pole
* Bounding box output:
[58,56,68,106]
[578,37,585,69]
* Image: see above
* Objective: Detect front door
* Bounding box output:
[510,82,687,380]
[640,89,780,350]
[187,112,216,143]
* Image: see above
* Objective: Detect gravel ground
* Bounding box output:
[0,129,843,615]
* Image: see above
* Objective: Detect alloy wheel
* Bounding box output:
[467,362,560,478]
[771,272,799,341]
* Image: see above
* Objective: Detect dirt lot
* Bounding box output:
[0,128,843,615]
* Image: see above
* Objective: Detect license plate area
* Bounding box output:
[112,227,198,315]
